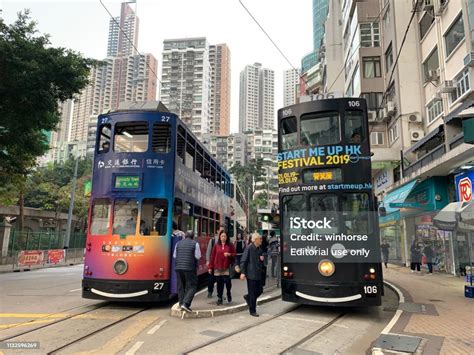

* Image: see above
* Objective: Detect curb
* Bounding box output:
[170,292,281,319]
[0,260,84,274]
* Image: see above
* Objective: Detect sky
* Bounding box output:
[2,0,313,133]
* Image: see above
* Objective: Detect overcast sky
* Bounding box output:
[2,0,313,133]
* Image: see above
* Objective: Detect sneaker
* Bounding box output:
[243,294,249,306]
[227,295,232,303]
[217,298,223,305]
[180,304,192,313]
[250,312,259,317]
[207,292,213,298]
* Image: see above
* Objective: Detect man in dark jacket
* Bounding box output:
[240,233,264,317]
[173,230,201,312]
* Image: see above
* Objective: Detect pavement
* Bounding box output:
[170,272,280,319]
[373,264,473,355]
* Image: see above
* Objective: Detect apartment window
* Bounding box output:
[385,44,393,73]
[383,5,390,27]
[450,68,470,103]
[361,92,383,110]
[388,122,399,144]
[363,57,382,78]
[422,47,439,83]
[419,10,434,40]
[426,99,443,123]
[360,23,380,47]
[445,14,465,57]
[370,132,384,146]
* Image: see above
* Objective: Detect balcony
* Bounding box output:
[404,145,446,177]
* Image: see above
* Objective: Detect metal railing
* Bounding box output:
[404,144,446,177]
[8,231,86,257]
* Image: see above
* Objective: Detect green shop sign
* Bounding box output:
[115,175,140,189]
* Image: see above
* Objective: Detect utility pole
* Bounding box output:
[64,157,79,248]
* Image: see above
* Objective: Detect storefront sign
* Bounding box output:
[47,249,66,264]
[374,170,393,195]
[17,250,44,267]
[455,169,474,203]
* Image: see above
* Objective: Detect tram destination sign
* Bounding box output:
[115,175,140,189]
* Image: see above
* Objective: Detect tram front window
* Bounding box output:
[301,112,339,146]
[345,111,365,143]
[282,194,307,235]
[90,198,111,235]
[341,193,370,234]
[280,117,297,150]
[309,194,339,233]
[113,199,140,235]
[114,122,149,152]
[141,199,169,236]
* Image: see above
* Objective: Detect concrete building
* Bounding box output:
[239,63,275,132]
[107,2,139,57]
[283,68,300,106]
[209,44,231,136]
[160,37,211,138]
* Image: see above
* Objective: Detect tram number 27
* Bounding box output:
[363,286,378,295]
[153,282,164,292]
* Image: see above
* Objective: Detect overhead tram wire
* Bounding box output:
[368,0,420,139]
[237,0,310,92]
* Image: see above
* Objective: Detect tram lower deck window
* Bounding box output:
[90,199,111,235]
[112,199,139,235]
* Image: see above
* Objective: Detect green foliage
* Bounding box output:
[0,10,96,183]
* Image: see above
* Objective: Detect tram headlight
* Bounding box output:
[369,268,375,274]
[318,259,335,277]
[113,259,128,275]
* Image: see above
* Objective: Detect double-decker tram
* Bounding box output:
[278,97,383,306]
[82,101,246,302]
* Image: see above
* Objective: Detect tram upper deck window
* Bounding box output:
[112,199,140,235]
[98,124,111,154]
[152,124,171,153]
[345,111,365,144]
[280,117,297,150]
[341,193,370,234]
[301,112,340,146]
[114,122,148,152]
[90,198,111,235]
[141,198,169,236]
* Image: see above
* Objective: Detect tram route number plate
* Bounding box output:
[363,285,378,297]
[152,282,164,293]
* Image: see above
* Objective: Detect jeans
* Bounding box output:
[176,270,197,307]
[427,262,433,273]
[216,275,232,300]
[410,262,421,271]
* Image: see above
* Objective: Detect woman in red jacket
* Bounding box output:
[209,230,236,305]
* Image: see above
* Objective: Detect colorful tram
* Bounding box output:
[82,102,246,302]
[278,97,383,307]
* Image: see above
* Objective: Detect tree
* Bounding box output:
[0,11,96,229]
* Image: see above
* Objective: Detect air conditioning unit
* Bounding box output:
[368,110,377,122]
[439,80,456,93]
[428,69,440,81]
[408,113,422,123]
[464,52,474,67]
[432,92,443,102]
[411,130,424,141]
[423,0,434,11]
[386,101,396,116]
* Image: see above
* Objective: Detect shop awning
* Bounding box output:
[444,99,474,124]
[460,202,474,226]
[433,201,471,231]
[404,125,444,154]
[383,180,418,213]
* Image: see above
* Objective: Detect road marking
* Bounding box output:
[0,319,59,329]
[0,313,69,318]
[69,288,82,292]
[125,341,144,355]
[147,319,167,335]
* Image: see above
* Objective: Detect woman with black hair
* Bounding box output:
[208,230,236,305]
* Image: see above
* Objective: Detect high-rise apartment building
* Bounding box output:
[209,44,231,136]
[283,69,300,106]
[239,63,275,133]
[160,37,211,138]
[107,2,139,57]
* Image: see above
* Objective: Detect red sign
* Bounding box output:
[17,250,44,267]
[47,249,66,264]
[459,177,472,202]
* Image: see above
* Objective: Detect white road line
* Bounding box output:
[147,319,167,335]
[125,341,144,355]
[195,288,208,296]
[69,288,82,292]
[381,280,406,335]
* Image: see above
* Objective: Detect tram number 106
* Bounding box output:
[363,286,378,295]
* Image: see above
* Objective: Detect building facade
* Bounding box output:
[283,68,299,106]
[239,63,275,132]
[160,37,211,139]
[209,44,231,136]
[107,2,139,57]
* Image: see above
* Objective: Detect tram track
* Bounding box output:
[183,302,346,355]
[0,301,110,341]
